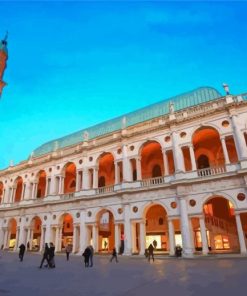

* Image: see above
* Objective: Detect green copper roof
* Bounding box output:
[32,87,221,157]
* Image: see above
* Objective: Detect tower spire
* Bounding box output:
[0,31,8,97]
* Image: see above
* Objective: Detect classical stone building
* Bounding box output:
[1,84,247,257]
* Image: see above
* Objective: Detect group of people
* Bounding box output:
[82,246,118,267]
[39,242,55,268]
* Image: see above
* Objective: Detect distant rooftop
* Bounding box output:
[32,86,222,158]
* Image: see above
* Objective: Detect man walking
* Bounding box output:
[88,245,94,267]
[148,243,154,262]
[19,243,26,262]
[110,247,118,263]
[39,243,50,268]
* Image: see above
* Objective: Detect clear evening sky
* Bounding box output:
[0,1,246,169]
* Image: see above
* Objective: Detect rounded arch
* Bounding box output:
[58,213,74,251]
[190,123,222,140]
[36,170,47,198]
[202,194,240,254]
[202,192,237,209]
[29,216,42,251]
[13,176,23,202]
[63,162,76,193]
[141,201,169,219]
[8,218,17,249]
[144,203,169,252]
[97,152,115,187]
[0,181,4,203]
[96,208,115,253]
[192,126,225,168]
[139,140,164,179]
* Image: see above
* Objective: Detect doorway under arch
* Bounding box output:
[203,196,240,253]
[97,209,115,253]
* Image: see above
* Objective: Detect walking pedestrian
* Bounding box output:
[88,245,94,267]
[82,247,91,267]
[39,243,50,268]
[49,242,55,268]
[65,244,72,261]
[19,243,26,262]
[110,247,118,263]
[148,243,154,262]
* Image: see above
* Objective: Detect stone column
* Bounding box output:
[55,226,61,252]
[235,213,247,254]
[136,157,142,180]
[93,167,98,189]
[114,224,120,253]
[114,162,120,185]
[59,176,65,194]
[3,228,8,248]
[21,184,26,201]
[49,176,57,195]
[122,144,132,182]
[231,115,247,160]
[123,204,132,255]
[44,177,49,196]
[12,187,16,203]
[82,168,90,190]
[39,227,45,252]
[76,170,82,192]
[92,224,98,252]
[220,137,230,164]
[45,223,51,244]
[131,222,137,253]
[139,221,146,256]
[14,227,20,251]
[179,197,194,257]
[79,211,88,253]
[72,225,77,253]
[189,144,197,171]
[24,181,31,200]
[199,216,208,255]
[26,227,31,249]
[162,149,169,176]
[168,218,175,256]
[171,131,185,172]
[31,183,37,199]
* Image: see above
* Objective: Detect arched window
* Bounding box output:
[98,176,106,188]
[152,165,162,178]
[197,155,210,169]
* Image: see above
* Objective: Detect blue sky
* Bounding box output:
[0,1,247,169]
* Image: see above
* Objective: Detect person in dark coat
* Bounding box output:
[110,247,118,263]
[82,247,91,267]
[19,243,26,262]
[148,243,154,262]
[65,244,72,261]
[39,243,50,268]
[48,242,55,268]
[88,245,94,267]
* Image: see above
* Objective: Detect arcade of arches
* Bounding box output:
[1,126,241,203]
[1,196,247,256]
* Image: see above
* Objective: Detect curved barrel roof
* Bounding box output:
[32,86,221,157]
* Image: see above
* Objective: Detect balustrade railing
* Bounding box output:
[197,166,226,177]
[141,176,165,187]
[60,193,74,200]
[205,214,237,235]
[96,185,114,195]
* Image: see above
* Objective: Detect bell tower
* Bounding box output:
[0,32,8,97]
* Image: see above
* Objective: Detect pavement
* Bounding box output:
[0,251,247,296]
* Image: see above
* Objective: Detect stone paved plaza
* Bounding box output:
[0,251,247,296]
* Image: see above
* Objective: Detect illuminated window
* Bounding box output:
[228,201,235,216]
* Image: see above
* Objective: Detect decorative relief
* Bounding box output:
[189,199,196,207]
[170,202,177,209]
[87,211,92,217]
[76,212,80,218]
[237,193,246,201]
[117,208,123,214]
[133,206,138,213]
